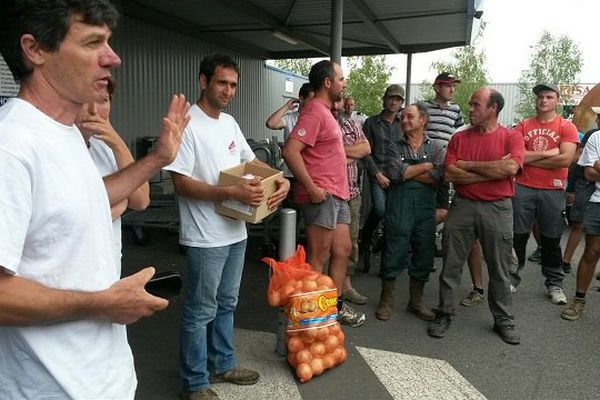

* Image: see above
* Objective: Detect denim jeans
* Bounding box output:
[180,240,247,391]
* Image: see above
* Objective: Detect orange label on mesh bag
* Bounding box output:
[285,288,338,332]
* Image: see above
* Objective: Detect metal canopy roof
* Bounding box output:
[116,0,483,59]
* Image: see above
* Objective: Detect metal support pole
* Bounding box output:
[275,208,297,356]
[405,52,413,104]
[330,0,343,64]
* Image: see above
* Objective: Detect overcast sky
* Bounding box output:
[388,0,598,85]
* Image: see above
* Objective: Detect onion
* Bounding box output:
[329,323,341,336]
[302,279,318,292]
[337,329,345,345]
[287,336,304,353]
[280,283,296,304]
[323,354,336,370]
[287,352,297,367]
[267,291,281,307]
[324,335,339,353]
[332,347,344,364]
[301,328,318,344]
[338,347,348,363]
[316,327,329,341]
[296,349,313,364]
[310,358,325,376]
[296,363,313,383]
[309,342,326,357]
[316,275,334,288]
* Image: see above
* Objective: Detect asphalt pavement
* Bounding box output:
[123,224,600,400]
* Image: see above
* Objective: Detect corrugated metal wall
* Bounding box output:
[110,16,308,156]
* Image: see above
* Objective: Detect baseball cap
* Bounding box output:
[384,84,405,99]
[434,72,461,84]
[532,83,560,96]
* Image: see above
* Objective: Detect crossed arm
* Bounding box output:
[445,155,520,184]
[524,142,577,169]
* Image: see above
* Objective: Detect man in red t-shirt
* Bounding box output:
[428,88,524,345]
[282,60,365,328]
[511,84,579,305]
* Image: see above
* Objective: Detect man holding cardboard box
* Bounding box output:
[282,60,366,328]
[165,54,289,400]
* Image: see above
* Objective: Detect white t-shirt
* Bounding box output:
[89,137,122,269]
[578,130,600,203]
[282,110,299,142]
[165,104,255,248]
[0,99,136,399]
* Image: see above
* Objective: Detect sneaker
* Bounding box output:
[547,286,567,305]
[562,261,572,274]
[561,297,586,321]
[493,324,521,345]
[428,312,451,338]
[510,284,517,294]
[460,289,485,307]
[182,388,220,400]
[337,302,366,327]
[209,366,259,386]
[342,288,368,305]
[528,247,541,263]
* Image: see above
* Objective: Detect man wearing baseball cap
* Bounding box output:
[359,84,405,273]
[511,83,579,305]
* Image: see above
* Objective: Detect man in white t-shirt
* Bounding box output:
[76,78,150,267]
[0,1,190,399]
[166,54,290,400]
[561,130,600,320]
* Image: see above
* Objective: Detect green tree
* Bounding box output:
[420,23,488,123]
[514,31,582,121]
[273,58,313,77]
[345,55,394,117]
[272,56,393,117]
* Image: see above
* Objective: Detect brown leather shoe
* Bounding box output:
[209,366,259,385]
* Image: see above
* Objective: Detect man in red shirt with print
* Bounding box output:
[428,88,524,344]
[511,84,579,305]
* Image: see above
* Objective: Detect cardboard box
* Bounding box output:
[216,162,283,224]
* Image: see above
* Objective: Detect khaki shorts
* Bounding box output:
[300,194,351,229]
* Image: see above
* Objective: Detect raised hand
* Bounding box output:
[151,94,191,166]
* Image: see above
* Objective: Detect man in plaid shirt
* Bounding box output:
[333,99,371,305]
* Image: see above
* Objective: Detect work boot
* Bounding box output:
[375,279,396,320]
[407,278,434,321]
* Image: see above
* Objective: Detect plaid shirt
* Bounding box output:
[339,116,366,199]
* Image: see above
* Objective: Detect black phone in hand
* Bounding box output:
[145,271,182,299]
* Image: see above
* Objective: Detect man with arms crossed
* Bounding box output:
[511,84,578,304]
[428,88,524,345]
[166,54,289,400]
[283,60,366,327]
[0,1,190,399]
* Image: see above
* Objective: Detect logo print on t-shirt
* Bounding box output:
[297,128,307,137]
[228,140,237,155]
[532,136,549,151]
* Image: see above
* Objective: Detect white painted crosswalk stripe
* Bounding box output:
[219,329,486,400]
[215,329,302,400]
[356,346,486,400]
